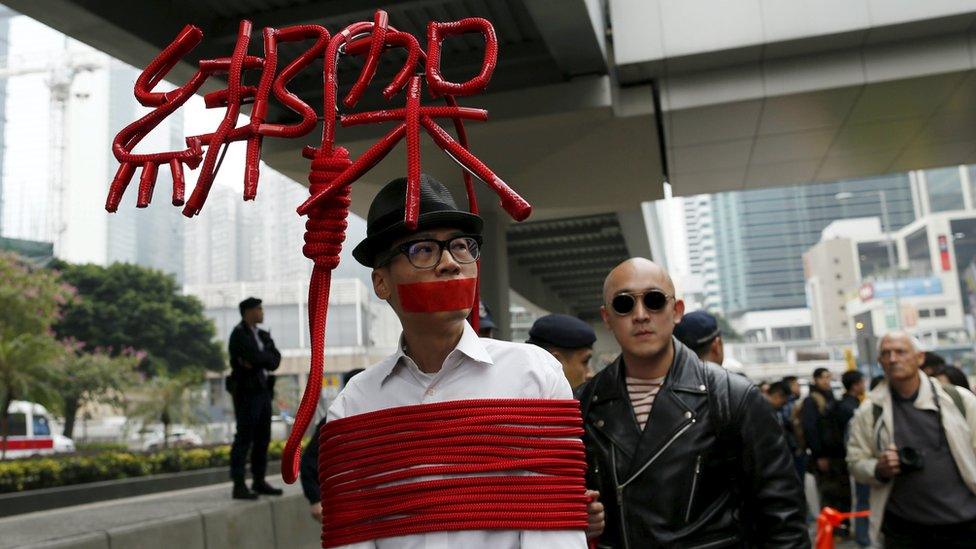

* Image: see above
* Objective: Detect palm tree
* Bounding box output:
[53,341,138,439]
[127,371,205,449]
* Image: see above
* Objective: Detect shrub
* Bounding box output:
[0,441,286,493]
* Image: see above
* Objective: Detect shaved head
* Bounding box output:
[603,258,675,304]
[600,258,684,373]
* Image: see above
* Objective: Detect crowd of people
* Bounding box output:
[752,339,976,548]
[228,173,976,548]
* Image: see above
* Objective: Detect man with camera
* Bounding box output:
[847,331,976,547]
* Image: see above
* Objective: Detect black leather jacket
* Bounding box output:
[576,340,808,549]
[227,322,281,395]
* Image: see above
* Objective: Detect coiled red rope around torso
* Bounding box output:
[318,399,588,547]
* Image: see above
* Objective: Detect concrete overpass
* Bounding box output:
[10,0,976,330]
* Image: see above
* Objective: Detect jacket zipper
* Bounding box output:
[620,418,696,488]
[688,535,739,549]
[613,418,696,549]
[685,453,702,523]
[611,446,631,549]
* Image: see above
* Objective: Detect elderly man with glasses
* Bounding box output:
[576,258,808,548]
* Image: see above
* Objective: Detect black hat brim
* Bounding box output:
[352,210,483,267]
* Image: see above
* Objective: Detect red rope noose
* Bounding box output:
[280,13,516,484]
[283,15,412,483]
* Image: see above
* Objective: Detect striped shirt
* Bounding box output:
[626,376,665,430]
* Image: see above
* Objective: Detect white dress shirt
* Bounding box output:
[326,321,586,549]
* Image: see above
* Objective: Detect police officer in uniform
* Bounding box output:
[673,310,724,366]
[228,297,283,499]
[527,314,597,390]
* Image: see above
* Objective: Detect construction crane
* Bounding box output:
[0,42,103,255]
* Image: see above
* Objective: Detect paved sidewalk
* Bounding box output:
[0,480,311,548]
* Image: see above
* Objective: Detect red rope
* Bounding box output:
[280,147,352,483]
[280,11,529,487]
[815,507,871,549]
[317,399,588,547]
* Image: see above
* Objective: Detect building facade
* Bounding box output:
[681,194,722,312]
[709,174,917,316]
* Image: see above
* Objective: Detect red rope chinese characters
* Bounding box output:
[103,11,535,491]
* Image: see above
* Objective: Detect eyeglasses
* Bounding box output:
[377,234,482,269]
[609,290,673,315]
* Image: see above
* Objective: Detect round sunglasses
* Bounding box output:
[609,290,674,315]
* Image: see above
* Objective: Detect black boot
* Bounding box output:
[232,480,258,500]
[252,479,283,496]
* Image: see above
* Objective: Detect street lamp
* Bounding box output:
[835,190,901,329]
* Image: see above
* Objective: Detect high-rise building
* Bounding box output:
[682,194,722,312]
[0,8,12,233]
[106,64,185,282]
[181,167,371,287]
[804,218,884,340]
[0,16,185,280]
[709,174,917,315]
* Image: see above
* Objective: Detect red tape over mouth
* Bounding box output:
[398,278,476,313]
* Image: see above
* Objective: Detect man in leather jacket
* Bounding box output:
[576,259,808,548]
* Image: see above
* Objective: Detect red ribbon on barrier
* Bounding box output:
[815,507,871,549]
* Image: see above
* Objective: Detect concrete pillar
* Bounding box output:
[479,210,512,341]
[617,206,654,261]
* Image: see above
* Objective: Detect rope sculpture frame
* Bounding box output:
[105,10,533,486]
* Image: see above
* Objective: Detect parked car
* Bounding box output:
[1,400,75,458]
[141,429,203,451]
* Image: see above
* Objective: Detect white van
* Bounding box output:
[1,401,75,458]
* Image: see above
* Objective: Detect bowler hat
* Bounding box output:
[352,174,483,267]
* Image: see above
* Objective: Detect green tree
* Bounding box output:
[0,252,74,459]
[127,370,205,449]
[53,340,140,439]
[52,261,224,376]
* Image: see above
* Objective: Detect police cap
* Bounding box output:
[673,310,721,348]
[526,314,596,350]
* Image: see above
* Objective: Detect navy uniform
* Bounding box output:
[673,310,723,365]
[527,314,597,350]
[527,314,597,388]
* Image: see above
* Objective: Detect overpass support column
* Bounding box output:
[480,210,512,341]
[617,206,656,262]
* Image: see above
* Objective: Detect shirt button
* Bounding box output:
[684,411,693,419]
[698,384,706,391]
[596,419,605,428]
[425,388,435,397]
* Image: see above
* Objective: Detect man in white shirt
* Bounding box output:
[324,174,589,548]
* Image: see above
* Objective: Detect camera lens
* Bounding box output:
[898,446,924,472]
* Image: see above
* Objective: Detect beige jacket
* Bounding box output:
[846,371,976,547]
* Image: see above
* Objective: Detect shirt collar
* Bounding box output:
[379,321,494,383]
[455,321,494,366]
